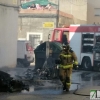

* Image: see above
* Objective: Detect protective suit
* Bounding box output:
[57,44,78,92]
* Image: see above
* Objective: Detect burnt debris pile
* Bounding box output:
[21,59,59,80]
[0,71,29,92]
[16,65,59,82]
[15,56,59,81]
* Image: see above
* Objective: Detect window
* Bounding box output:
[54,30,61,41]
[62,31,69,44]
[29,34,40,49]
[94,8,100,16]
[63,31,69,39]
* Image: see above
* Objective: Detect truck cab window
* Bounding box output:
[54,30,61,41]
[62,31,69,44]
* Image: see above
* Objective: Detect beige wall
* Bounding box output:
[49,0,87,23]
[0,0,20,6]
[87,0,100,24]
[18,15,74,41]
[18,17,56,41]
[59,0,87,21]
[50,0,100,24]
[0,1,20,68]
[20,0,100,25]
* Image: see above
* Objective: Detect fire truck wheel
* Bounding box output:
[81,57,92,71]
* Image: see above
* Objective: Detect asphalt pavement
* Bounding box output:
[0,92,90,100]
[0,66,100,100]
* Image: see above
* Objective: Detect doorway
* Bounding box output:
[27,32,43,49]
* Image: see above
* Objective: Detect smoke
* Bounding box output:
[2,68,31,78]
[22,86,35,94]
[21,85,63,95]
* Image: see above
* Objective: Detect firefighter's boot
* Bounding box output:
[63,82,66,91]
[65,77,71,92]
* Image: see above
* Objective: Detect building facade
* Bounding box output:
[87,0,100,24]
[0,0,20,68]
[49,0,87,23]
[18,9,74,48]
[20,0,100,24]
[19,0,100,49]
[18,0,87,49]
[58,0,100,24]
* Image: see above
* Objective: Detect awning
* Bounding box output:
[21,0,57,9]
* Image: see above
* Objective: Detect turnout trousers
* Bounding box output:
[59,67,72,91]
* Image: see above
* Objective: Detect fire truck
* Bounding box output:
[50,25,100,71]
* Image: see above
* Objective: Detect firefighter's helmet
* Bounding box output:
[62,43,70,50]
[62,43,66,47]
[66,44,70,50]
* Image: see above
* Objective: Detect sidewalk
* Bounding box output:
[75,86,100,95]
[0,91,90,100]
[67,86,100,100]
[0,86,99,100]
[59,93,89,100]
[0,66,99,100]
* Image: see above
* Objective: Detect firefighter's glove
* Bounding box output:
[73,64,78,70]
[74,61,78,65]
[73,61,78,69]
[55,59,61,64]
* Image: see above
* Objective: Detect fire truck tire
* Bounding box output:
[81,57,92,70]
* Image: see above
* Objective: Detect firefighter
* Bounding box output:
[56,44,78,92]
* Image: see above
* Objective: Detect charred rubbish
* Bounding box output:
[0,71,29,92]
[18,66,59,81]
[19,61,59,81]
[15,54,63,93]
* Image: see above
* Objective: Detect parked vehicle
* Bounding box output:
[50,25,100,71]
[17,38,34,67]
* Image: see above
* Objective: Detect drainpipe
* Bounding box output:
[56,0,59,28]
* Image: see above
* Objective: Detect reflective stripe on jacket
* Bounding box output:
[59,50,78,67]
[66,82,71,86]
[60,54,71,58]
[59,64,73,69]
